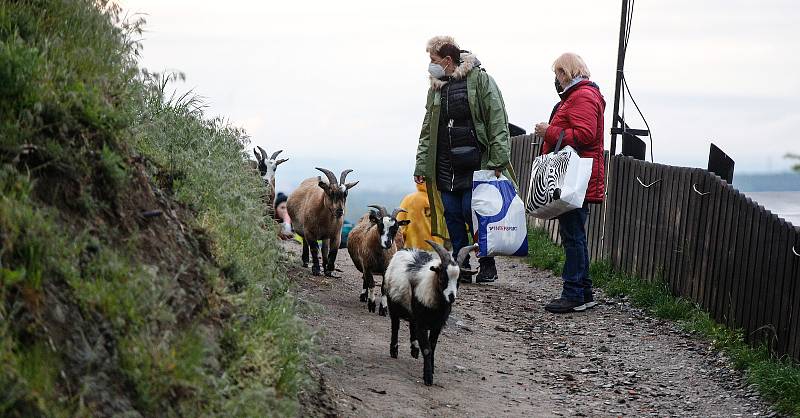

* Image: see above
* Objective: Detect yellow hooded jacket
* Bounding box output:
[397,183,445,249]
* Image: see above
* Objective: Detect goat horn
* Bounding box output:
[456,243,479,267]
[339,169,353,185]
[425,240,452,264]
[256,146,268,160]
[253,148,262,161]
[390,208,407,219]
[315,167,338,186]
[367,205,388,218]
[270,149,283,160]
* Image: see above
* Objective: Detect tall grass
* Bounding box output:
[131,72,312,415]
[0,1,312,416]
[526,226,800,416]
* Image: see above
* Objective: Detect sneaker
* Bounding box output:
[574,294,598,312]
[544,297,584,314]
[475,258,497,283]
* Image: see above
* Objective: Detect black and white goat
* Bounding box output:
[346,205,409,315]
[383,240,478,386]
[253,146,288,216]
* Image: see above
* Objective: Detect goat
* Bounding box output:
[383,240,477,386]
[346,205,410,315]
[286,167,358,276]
[253,146,288,217]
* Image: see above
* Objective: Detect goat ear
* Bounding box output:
[318,180,330,191]
[276,158,289,166]
[397,220,411,227]
[345,181,359,190]
[429,265,440,273]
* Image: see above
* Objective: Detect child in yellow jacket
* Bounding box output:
[397,183,445,249]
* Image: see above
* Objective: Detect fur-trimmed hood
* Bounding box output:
[429,52,482,91]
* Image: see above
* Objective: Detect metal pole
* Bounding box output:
[609,0,629,156]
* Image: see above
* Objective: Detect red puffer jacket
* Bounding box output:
[542,80,606,203]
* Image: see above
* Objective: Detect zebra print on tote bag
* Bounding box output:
[526,149,572,213]
[525,132,593,219]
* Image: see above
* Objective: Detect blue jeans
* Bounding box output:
[557,206,592,302]
[440,189,474,265]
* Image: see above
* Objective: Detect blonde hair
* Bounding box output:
[552,52,591,79]
[426,35,459,55]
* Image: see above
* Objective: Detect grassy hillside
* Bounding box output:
[0,1,311,416]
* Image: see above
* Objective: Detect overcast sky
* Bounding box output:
[121,0,799,193]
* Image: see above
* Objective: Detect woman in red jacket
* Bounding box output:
[534,52,606,314]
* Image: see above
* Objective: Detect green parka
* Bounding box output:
[413,53,517,240]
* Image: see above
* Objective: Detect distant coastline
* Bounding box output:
[732,172,800,192]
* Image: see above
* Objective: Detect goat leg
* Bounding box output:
[429,326,442,375]
[321,239,329,263]
[300,234,310,268]
[309,240,321,276]
[360,271,369,302]
[389,313,400,359]
[409,320,420,359]
[366,273,376,313]
[378,279,388,317]
[415,323,433,386]
[324,247,339,277]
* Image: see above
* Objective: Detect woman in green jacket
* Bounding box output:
[413,35,516,283]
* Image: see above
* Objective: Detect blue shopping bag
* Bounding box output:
[471,170,529,257]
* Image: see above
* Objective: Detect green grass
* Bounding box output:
[526,226,565,275]
[0,1,312,416]
[131,72,310,415]
[527,226,800,417]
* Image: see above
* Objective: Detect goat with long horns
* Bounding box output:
[287,167,358,276]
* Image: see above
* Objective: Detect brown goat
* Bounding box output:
[347,205,409,315]
[287,167,358,276]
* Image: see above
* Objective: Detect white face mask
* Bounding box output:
[428,62,446,79]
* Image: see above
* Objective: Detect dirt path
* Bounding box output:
[288,241,776,417]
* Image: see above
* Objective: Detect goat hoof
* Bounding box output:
[390,347,398,359]
[324,270,337,278]
[378,305,387,316]
[423,374,433,386]
[302,263,308,268]
[367,300,376,313]
[311,267,321,276]
[410,346,419,359]
[359,293,367,302]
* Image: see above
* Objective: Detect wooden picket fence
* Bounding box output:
[510,134,800,361]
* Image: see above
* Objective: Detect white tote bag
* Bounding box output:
[526,134,593,220]
[471,170,529,257]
